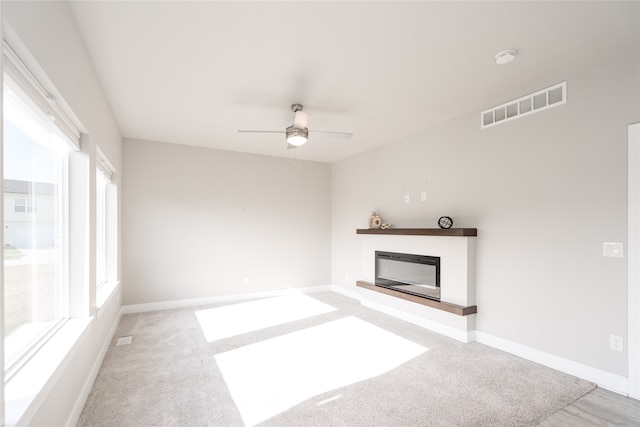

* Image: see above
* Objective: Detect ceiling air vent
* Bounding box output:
[481,82,566,129]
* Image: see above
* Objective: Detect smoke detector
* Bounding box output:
[495,49,517,65]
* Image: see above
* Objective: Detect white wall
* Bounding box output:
[2,1,122,425]
[122,138,331,305]
[332,51,639,378]
[1,2,635,422]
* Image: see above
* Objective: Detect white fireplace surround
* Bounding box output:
[359,232,476,342]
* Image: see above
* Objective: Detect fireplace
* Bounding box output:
[375,251,440,301]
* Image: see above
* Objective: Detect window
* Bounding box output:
[14,197,37,213]
[3,68,77,378]
[95,149,117,300]
[96,169,108,288]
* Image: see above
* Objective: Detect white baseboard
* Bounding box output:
[475,331,629,396]
[121,285,333,314]
[65,295,123,426]
[116,286,632,399]
[360,298,475,343]
[335,283,475,343]
[336,285,629,395]
[330,284,361,300]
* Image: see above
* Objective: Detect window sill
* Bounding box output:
[4,317,93,426]
[96,280,120,310]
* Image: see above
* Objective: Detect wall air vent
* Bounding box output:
[481,81,566,129]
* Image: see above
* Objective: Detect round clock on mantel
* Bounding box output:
[438,216,453,229]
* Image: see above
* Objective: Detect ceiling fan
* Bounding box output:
[238,104,353,149]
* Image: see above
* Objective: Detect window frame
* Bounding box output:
[2,97,72,378]
[95,169,108,289]
[2,42,80,380]
[95,148,117,304]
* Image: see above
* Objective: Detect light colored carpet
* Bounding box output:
[77,292,595,426]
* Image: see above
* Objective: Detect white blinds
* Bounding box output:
[96,148,115,182]
[3,40,81,150]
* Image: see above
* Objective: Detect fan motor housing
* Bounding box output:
[286,126,308,138]
[285,126,308,146]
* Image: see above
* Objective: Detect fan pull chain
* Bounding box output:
[293,147,300,172]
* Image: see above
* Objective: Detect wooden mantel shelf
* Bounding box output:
[357,281,477,316]
[357,228,477,237]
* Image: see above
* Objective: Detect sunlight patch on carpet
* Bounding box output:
[195,293,336,342]
[215,316,427,426]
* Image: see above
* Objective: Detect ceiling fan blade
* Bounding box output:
[238,130,284,134]
[293,110,310,129]
[309,130,353,139]
[287,143,298,150]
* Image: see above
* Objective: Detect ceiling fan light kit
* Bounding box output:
[238,103,353,149]
[286,126,308,146]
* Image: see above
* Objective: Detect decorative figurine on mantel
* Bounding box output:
[381,223,391,229]
[368,211,382,229]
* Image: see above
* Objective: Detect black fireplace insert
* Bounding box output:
[375,251,440,301]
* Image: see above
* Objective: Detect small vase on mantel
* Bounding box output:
[369,211,382,229]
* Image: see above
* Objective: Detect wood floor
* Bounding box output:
[538,387,640,426]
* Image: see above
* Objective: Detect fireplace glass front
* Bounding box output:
[375,251,440,301]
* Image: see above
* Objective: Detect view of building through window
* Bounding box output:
[3,79,70,372]
[14,197,38,213]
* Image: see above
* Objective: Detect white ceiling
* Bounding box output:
[68,1,640,164]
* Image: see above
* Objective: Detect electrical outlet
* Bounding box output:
[610,335,624,352]
[421,191,427,201]
[404,194,410,203]
[243,277,249,285]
